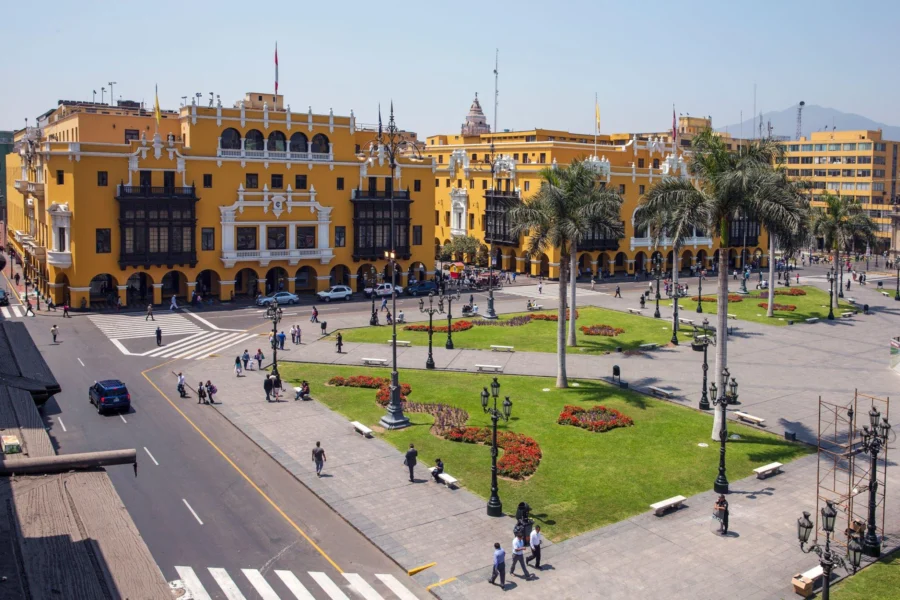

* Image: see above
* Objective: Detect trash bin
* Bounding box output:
[320,321,328,334]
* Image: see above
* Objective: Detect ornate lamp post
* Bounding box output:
[696,267,703,313]
[265,299,283,376]
[894,262,899,301]
[481,377,512,517]
[418,292,444,369]
[708,366,739,494]
[691,318,715,410]
[797,501,862,600]
[381,249,409,430]
[669,274,680,346]
[859,406,892,557]
[838,256,844,298]
[652,253,662,319]
[368,270,379,326]
[827,268,835,321]
[443,286,460,350]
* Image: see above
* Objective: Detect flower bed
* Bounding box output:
[557,404,634,433]
[757,302,797,312]
[531,309,580,322]
[690,295,743,303]
[755,288,807,298]
[442,426,542,479]
[472,315,533,327]
[403,320,474,333]
[579,324,625,337]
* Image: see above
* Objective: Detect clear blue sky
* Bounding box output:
[2,0,898,136]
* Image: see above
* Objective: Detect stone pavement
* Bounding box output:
[182,276,900,598]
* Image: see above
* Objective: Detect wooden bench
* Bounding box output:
[841,312,854,318]
[350,421,373,438]
[805,317,819,324]
[640,343,658,350]
[388,340,412,347]
[428,467,459,488]
[627,308,643,315]
[362,357,388,366]
[679,317,695,326]
[753,461,783,479]
[490,345,515,352]
[476,364,503,373]
[650,495,686,516]
[792,565,824,598]
[648,386,675,398]
[734,411,766,426]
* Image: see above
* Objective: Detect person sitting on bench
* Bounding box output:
[432,458,444,483]
[397,310,405,323]
[295,380,311,400]
[462,303,472,313]
[527,299,535,310]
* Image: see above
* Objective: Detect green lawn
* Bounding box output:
[832,549,900,599]
[281,364,812,541]
[665,286,855,326]
[336,306,694,353]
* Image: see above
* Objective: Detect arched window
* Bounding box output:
[311,133,330,154]
[267,131,286,151]
[245,129,264,151]
[289,132,308,152]
[221,128,241,150]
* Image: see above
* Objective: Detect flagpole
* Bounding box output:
[594,92,598,157]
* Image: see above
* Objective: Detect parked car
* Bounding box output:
[406,281,438,296]
[0,289,8,307]
[317,285,353,302]
[363,283,403,298]
[256,291,299,306]
[89,380,131,415]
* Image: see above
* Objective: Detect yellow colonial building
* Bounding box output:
[429,100,765,279]
[5,93,436,308]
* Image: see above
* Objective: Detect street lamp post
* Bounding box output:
[838,257,844,298]
[669,275,680,346]
[827,268,835,320]
[418,292,444,369]
[368,270,379,326]
[265,299,283,377]
[444,286,459,350]
[696,268,703,313]
[691,318,715,411]
[652,253,662,319]
[708,367,738,494]
[481,377,512,517]
[859,406,892,557]
[382,250,409,430]
[797,501,863,600]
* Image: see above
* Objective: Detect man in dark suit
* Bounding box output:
[404,444,418,482]
[263,375,274,402]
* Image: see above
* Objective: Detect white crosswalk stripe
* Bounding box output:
[375,575,419,600]
[500,283,610,300]
[209,568,246,600]
[243,569,281,600]
[309,572,350,599]
[175,566,212,600]
[342,573,383,599]
[0,306,25,319]
[275,570,316,600]
[88,313,203,339]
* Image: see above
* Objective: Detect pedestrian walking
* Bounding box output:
[290,325,297,344]
[234,356,243,377]
[47,298,56,311]
[488,543,506,588]
[197,383,207,405]
[526,525,543,569]
[242,349,250,370]
[469,294,474,307]
[263,375,274,402]
[404,443,418,482]
[116,296,122,311]
[177,372,187,397]
[295,326,302,345]
[63,302,70,317]
[614,285,621,298]
[591,278,595,291]
[24,301,35,317]
[312,441,326,477]
[381,296,388,312]
[512,272,517,283]
[796,273,799,284]
[206,380,217,404]
[510,533,531,579]
[311,306,319,323]
[715,494,729,534]
[170,295,178,311]
[156,326,162,346]
[14,273,20,286]
[538,282,543,294]
[255,348,264,370]
[273,372,283,401]
[336,332,343,353]
[278,330,286,349]
[50,324,59,344]
[146,304,155,321]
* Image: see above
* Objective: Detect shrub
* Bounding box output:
[531,309,580,322]
[442,427,542,479]
[580,324,625,337]
[690,295,743,303]
[558,404,634,433]
[757,302,797,312]
[403,320,474,333]
[472,315,533,327]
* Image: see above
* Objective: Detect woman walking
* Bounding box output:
[197,382,208,405]
[234,356,243,377]
[205,380,217,404]
[255,348,264,370]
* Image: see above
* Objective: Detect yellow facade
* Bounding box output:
[5,94,436,308]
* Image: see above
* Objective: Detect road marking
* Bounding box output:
[56,417,67,432]
[274,570,316,599]
[242,569,281,600]
[190,333,259,360]
[343,573,384,599]
[141,361,344,573]
[208,568,245,600]
[143,446,159,466]
[182,498,204,525]
[11,306,22,318]
[425,577,457,592]
[77,357,85,367]
[182,309,245,331]
[0,307,9,318]
[119,414,128,424]
[310,572,350,599]
[175,567,212,600]
[377,574,420,599]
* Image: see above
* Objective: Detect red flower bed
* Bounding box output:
[403,320,474,333]
[557,404,634,433]
[531,309,580,322]
[580,324,625,337]
[755,288,807,298]
[329,375,411,404]
[442,427,542,479]
[757,302,797,312]
[690,295,743,303]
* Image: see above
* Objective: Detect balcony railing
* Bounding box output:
[485,189,520,199]
[217,146,333,162]
[13,180,44,199]
[119,251,197,269]
[450,227,467,237]
[116,185,197,199]
[581,239,621,251]
[631,236,713,249]
[221,248,333,268]
[351,188,412,200]
[46,251,72,268]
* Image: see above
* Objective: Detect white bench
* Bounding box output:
[650,495,686,516]
[792,565,824,598]
[882,291,890,297]
[847,297,857,304]
[648,386,675,398]
[679,317,695,326]
[476,364,503,373]
[805,317,819,324]
[841,312,854,318]
[491,345,515,352]
[428,467,459,488]
[640,343,658,351]
[753,461,783,479]
[734,411,766,426]
[527,305,544,311]
[362,357,388,366]
[388,340,412,347]
[350,421,373,438]
[627,308,643,315]
[727,313,737,320]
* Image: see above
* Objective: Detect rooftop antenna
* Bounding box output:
[181,96,188,107]
[209,92,214,108]
[101,87,106,104]
[92,90,97,103]
[195,92,202,105]
[108,82,117,105]
[796,101,805,140]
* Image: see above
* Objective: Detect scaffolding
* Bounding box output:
[815,391,890,551]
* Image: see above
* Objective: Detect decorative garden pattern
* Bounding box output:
[580,324,626,337]
[558,404,634,433]
[757,302,797,312]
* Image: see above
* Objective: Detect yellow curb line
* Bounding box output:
[426,577,456,590]
[408,562,436,576]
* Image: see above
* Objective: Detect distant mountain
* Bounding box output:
[718,104,900,142]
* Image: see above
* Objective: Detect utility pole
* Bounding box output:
[101,87,106,104]
[108,82,117,106]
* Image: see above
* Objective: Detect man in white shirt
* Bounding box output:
[509,532,532,579]
[170,295,179,311]
[526,525,543,569]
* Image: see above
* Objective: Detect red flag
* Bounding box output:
[275,43,279,95]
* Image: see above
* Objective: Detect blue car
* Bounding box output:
[89,380,131,415]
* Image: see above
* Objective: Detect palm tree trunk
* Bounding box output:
[766,235,776,318]
[567,241,578,347]
[672,247,680,336]
[556,249,569,388]
[712,246,728,441]
[833,246,840,308]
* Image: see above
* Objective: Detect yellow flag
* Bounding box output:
[595,99,600,130]
[154,85,161,127]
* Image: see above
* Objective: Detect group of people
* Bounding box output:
[489,527,544,588]
[235,349,266,375]
[175,372,217,404]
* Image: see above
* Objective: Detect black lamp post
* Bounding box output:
[444,286,459,350]
[368,270,379,326]
[827,268,835,321]
[691,318,715,411]
[696,268,703,313]
[652,253,662,319]
[669,274,680,346]
[481,377,512,517]
[894,263,899,301]
[381,249,409,430]
[798,501,863,600]
[838,256,844,298]
[265,299,283,377]
[419,292,444,370]
[859,406,891,557]
[708,366,738,494]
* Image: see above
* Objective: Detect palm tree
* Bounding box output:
[760,173,811,317]
[810,193,877,307]
[509,159,624,387]
[638,130,804,439]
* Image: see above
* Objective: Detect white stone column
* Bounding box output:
[259,224,267,251]
[317,208,332,250]
[289,224,297,250]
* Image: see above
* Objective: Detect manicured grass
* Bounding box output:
[281,363,812,541]
[335,306,693,354]
[665,286,855,326]
[832,549,900,599]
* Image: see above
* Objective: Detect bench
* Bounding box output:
[846,297,857,304]
[679,317,695,326]
[648,386,675,398]
[727,313,737,320]
[841,312,854,318]
[627,308,643,315]
[350,421,373,438]
[388,340,412,347]
[734,411,766,426]
[428,467,459,488]
[792,565,824,598]
[476,364,503,373]
[805,317,819,324]
[650,495,686,516]
[491,345,515,352]
[527,305,544,311]
[640,343,658,351]
[753,461,783,479]
[882,291,890,297]
[362,357,388,366]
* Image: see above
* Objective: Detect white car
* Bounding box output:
[363,283,403,298]
[256,291,299,306]
[317,285,353,302]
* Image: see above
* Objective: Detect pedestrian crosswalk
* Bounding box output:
[89,313,203,339]
[499,283,610,301]
[171,566,420,600]
[142,330,259,360]
[0,305,28,319]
